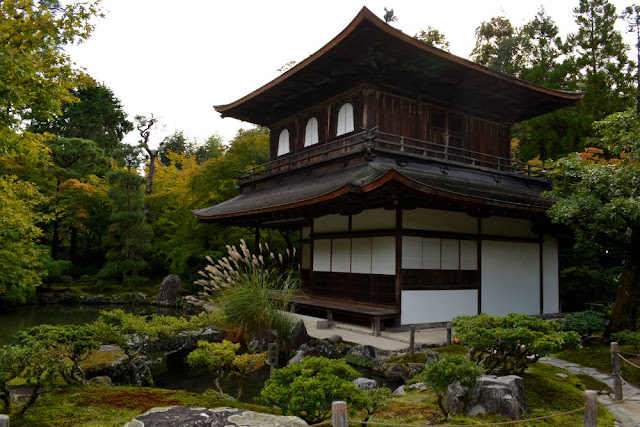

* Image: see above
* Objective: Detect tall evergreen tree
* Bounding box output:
[29,84,133,155]
[99,145,152,288]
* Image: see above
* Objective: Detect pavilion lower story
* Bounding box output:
[299,206,559,326]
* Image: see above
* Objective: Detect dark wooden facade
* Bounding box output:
[268,84,510,164]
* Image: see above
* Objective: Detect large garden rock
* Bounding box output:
[124,406,308,426]
[181,295,217,315]
[444,375,527,420]
[353,377,378,390]
[156,274,182,306]
[108,355,154,386]
[348,344,384,360]
[286,320,310,350]
[247,329,279,352]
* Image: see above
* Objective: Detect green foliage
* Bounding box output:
[343,353,372,368]
[187,340,266,400]
[98,166,152,288]
[260,356,366,423]
[0,0,102,129]
[197,240,299,343]
[560,310,607,339]
[560,263,620,309]
[414,26,450,51]
[361,387,393,422]
[452,313,580,375]
[28,84,133,155]
[0,322,100,416]
[611,330,640,352]
[0,174,47,305]
[13,324,101,386]
[92,309,224,362]
[413,354,481,414]
[548,109,640,331]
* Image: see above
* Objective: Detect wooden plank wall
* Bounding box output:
[269,87,511,162]
[312,271,395,306]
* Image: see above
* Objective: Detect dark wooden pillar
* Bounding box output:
[395,207,403,324]
[254,223,260,253]
[477,216,482,315]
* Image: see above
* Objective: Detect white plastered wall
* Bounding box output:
[403,208,477,233]
[542,235,560,314]
[401,290,478,324]
[352,208,395,231]
[314,214,348,233]
[481,216,537,238]
[311,236,395,275]
[481,240,540,316]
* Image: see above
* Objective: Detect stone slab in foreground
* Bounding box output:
[124,406,308,427]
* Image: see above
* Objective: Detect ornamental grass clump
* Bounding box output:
[452,313,580,376]
[196,240,300,342]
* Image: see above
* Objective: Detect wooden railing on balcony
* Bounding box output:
[239,129,548,182]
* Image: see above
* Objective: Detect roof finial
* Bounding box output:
[383,7,397,24]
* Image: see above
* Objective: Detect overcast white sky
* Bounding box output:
[66,0,635,148]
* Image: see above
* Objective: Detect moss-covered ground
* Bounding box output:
[555,340,640,387]
[361,362,615,426]
[11,385,276,427]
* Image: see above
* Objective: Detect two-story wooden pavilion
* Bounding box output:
[193,7,584,333]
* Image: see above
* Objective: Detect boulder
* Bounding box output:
[327,334,343,345]
[124,406,308,427]
[56,290,75,303]
[182,295,215,315]
[286,320,310,350]
[109,355,154,386]
[408,382,427,392]
[246,329,279,352]
[348,344,384,360]
[293,339,348,359]
[353,377,378,390]
[89,376,112,386]
[81,295,109,304]
[384,363,406,382]
[392,385,406,396]
[444,375,527,420]
[38,293,58,304]
[425,351,441,365]
[156,274,182,306]
[288,350,305,365]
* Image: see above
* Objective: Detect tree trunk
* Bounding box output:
[609,235,640,332]
[70,227,78,266]
[51,218,60,260]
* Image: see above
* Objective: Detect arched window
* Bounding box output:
[277,129,290,156]
[304,117,319,147]
[336,103,354,136]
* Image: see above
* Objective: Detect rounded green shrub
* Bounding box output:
[560,310,607,339]
[259,356,366,423]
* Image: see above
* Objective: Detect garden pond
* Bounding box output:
[0,303,398,403]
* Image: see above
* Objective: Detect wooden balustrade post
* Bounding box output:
[446,323,452,346]
[409,324,416,355]
[331,401,347,427]
[0,414,9,427]
[611,342,623,401]
[583,390,597,427]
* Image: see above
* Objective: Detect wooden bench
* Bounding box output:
[288,294,398,336]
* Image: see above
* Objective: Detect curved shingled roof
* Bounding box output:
[215,7,584,125]
[192,161,551,223]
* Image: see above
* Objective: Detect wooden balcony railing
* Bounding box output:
[239,129,548,182]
